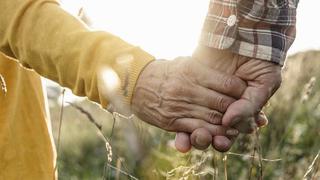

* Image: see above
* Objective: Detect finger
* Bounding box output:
[187,103,223,124]
[191,62,247,98]
[212,135,238,152]
[189,127,238,151]
[175,132,192,153]
[189,85,236,113]
[222,98,255,127]
[230,112,268,133]
[166,81,235,114]
[222,61,281,126]
[160,101,224,125]
[172,118,239,136]
[190,128,212,150]
[232,116,256,134]
[212,136,232,152]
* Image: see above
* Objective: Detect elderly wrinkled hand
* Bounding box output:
[132,56,248,138]
[175,46,282,152]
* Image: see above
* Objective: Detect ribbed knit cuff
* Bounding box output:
[111,46,155,106]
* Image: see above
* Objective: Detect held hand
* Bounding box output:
[223,56,281,128]
[132,57,247,137]
[175,47,280,152]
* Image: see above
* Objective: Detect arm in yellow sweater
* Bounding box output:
[0,0,154,107]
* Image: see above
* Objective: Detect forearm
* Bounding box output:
[0,0,154,107]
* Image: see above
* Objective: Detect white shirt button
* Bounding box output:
[227,15,237,27]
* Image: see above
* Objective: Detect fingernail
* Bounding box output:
[195,136,203,145]
[226,129,239,136]
[195,137,200,145]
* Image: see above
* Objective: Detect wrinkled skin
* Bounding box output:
[132,57,250,138]
[175,46,281,152]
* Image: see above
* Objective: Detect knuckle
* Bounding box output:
[215,96,230,112]
[216,97,225,111]
[208,111,222,124]
[223,76,234,90]
[222,76,243,96]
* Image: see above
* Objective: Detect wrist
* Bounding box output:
[131,60,168,114]
[192,45,240,75]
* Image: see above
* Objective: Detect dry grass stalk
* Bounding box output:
[54,89,66,173]
[56,89,66,155]
[248,122,264,180]
[96,131,113,163]
[301,77,316,103]
[223,154,228,180]
[68,102,138,179]
[0,74,7,95]
[67,102,113,163]
[67,100,137,179]
[110,112,134,138]
[104,163,139,180]
[67,102,103,130]
[166,153,209,179]
[226,152,281,162]
[212,151,218,180]
[248,144,256,180]
[115,157,124,180]
[304,150,320,179]
[255,130,263,180]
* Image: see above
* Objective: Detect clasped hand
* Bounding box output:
[132,46,281,152]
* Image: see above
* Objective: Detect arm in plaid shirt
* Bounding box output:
[199,0,299,66]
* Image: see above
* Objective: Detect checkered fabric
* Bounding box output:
[200,0,299,65]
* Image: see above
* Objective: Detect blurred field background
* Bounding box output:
[47,50,320,180]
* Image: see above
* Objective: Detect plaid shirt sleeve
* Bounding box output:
[199,0,299,66]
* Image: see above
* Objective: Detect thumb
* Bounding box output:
[223,58,281,127]
[222,86,270,127]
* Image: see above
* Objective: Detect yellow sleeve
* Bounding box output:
[0,0,154,107]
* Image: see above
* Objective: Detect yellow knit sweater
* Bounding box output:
[0,0,154,179]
